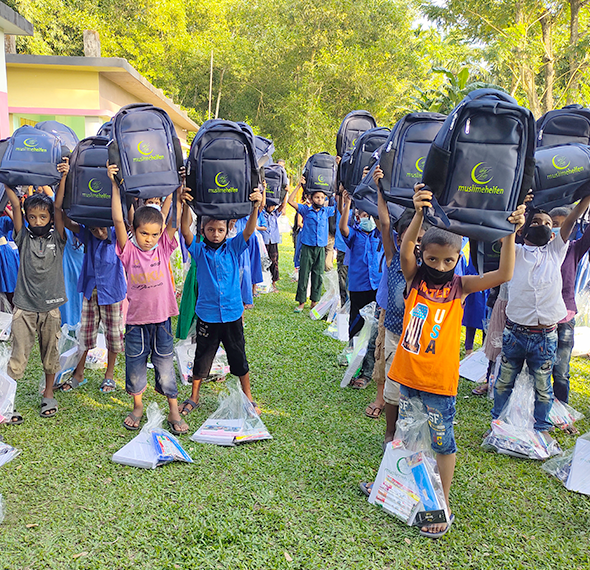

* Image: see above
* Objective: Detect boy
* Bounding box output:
[287,178,335,312]
[4,158,70,420]
[179,188,262,416]
[109,163,187,434]
[492,196,590,435]
[259,201,285,292]
[390,183,525,538]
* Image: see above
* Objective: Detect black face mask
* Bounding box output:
[423,263,456,286]
[28,222,52,238]
[204,237,225,250]
[525,225,552,246]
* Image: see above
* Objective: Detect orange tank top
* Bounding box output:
[388,269,464,396]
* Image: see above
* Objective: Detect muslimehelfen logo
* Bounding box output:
[547,153,583,179]
[15,138,48,153]
[133,140,164,163]
[82,178,110,199]
[316,174,329,187]
[208,171,238,194]
[406,156,426,179]
[458,162,505,195]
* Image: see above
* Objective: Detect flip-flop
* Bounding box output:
[419,514,455,539]
[293,307,303,313]
[359,481,373,497]
[249,401,261,415]
[350,376,371,389]
[472,383,488,396]
[167,418,189,435]
[39,397,58,418]
[58,377,88,392]
[365,404,383,419]
[179,398,201,416]
[123,412,142,431]
[9,411,23,425]
[100,378,117,393]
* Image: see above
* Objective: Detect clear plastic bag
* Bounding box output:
[340,302,376,387]
[393,397,432,452]
[175,339,229,386]
[48,324,81,388]
[0,344,16,424]
[549,399,585,429]
[324,299,350,341]
[0,493,4,524]
[191,378,272,446]
[310,270,340,321]
[0,441,20,468]
[543,432,590,491]
[572,326,590,357]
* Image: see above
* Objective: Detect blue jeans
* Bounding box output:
[552,318,575,403]
[125,319,177,399]
[492,324,557,432]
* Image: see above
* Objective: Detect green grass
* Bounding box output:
[1,242,590,569]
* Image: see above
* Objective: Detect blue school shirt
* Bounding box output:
[188,232,248,323]
[77,227,126,305]
[343,226,382,291]
[334,210,347,252]
[297,203,335,247]
[261,209,281,245]
[384,252,405,335]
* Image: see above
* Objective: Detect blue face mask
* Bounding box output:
[358,217,376,232]
[552,227,560,237]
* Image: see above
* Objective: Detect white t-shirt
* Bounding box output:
[506,234,568,326]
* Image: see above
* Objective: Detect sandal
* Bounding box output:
[40,397,58,418]
[9,411,23,425]
[249,401,261,415]
[58,376,88,392]
[100,378,117,393]
[365,403,383,419]
[419,514,455,539]
[167,418,189,435]
[350,376,371,389]
[472,383,488,396]
[359,481,373,497]
[123,412,142,431]
[179,398,201,416]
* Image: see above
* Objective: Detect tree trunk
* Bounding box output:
[515,1,541,117]
[540,9,555,114]
[567,0,581,104]
[214,68,225,119]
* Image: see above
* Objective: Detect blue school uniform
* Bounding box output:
[343,226,382,291]
[59,229,84,326]
[0,217,19,293]
[297,203,336,247]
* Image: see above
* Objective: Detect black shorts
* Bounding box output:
[192,318,249,378]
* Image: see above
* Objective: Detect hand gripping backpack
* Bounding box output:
[108,103,183,199]
[63,136,114,227]
[531,143,590,211]
[302,152,337,197]
[263,163,286,206]
[336,110,377,157]
[35,120,79,154]
[0,125,67,187]
[353,113,446,220]
[384,90,536,243]
[186,119,260,219]
[536,104,590,147]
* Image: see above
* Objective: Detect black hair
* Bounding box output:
[133,205,163,230]
[23,193,54,218]
[395,208,431,237]
[549,206,571,219]
[201,216,229,231]
[420,227,462,253]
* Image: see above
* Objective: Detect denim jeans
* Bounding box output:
[125,319,177,399]
[552,318,575,403]
[492,324,557,432]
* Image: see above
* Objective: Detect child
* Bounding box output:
[389,183,525,538]
[492,196,590,435]
[287,178,336,312]
[109,163,187,434]
[179,187,262,416]
[259,202,285,291]
[55,214,126,393]
[4,159,70,421]
[0,203,19,308]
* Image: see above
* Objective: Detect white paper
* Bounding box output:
[566,439,590,495]
[459,348,489,383]
[0,370,16,424]
[112,430,161,469]
[0,312,11,342]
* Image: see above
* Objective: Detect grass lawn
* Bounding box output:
[1,241,589,569]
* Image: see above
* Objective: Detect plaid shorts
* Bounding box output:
[80,289,124,353]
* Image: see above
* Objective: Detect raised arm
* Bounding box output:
[53,158,70,240]
[166,185,183,240]
[561,194,590,242]
[161,193,173,221]
[376,168,394,265]
[4,186,22,235]
[401,184,430,284]
[339,190,352,239]
[180,187,194,247]
[108,162,127,250]
[243,190,263,242]
[287,177,304,210]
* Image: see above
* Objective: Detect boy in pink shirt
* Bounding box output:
[109,163,187,434]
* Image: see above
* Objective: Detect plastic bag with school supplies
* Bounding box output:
[175,339,229,385]
[0,494,4,524]
[0,441,20,468]
[324,299,349,341]
[310,270,340,321]
[340,302,376,387]
[112,403,192,469]
[543,432,590,494]
[191,378,272,446]
[549,398,584,430]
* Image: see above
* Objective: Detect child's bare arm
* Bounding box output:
[243,190,263,242]
[287,177,304,210]
[401,183,429,284]
[166,185,183,240]
[53,158,69,240]
[180,187,194,247]
[561,194,590,242]
[377,174,394,266]
[108,162,127,250]
[54,158,80,234]
[339,190,352,239]
[462,204,526,296]
[4,186,22,235]
[161,193,173,221]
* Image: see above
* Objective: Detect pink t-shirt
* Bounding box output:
[116,231,179,325]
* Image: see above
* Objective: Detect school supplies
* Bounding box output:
[336,110,377,157]
[0,370,16,425]
[543,431,590,486]
[302,152,338,197]
[175,339,229,385]
[191,378,272,446]
[152,431,193,464]
[341,302,376,387]
[0,311,11,341]
[310,270,340,322]
[0,441,20,468]
[536,104,590,147]
[549,398,584,430]
[458,348,489,383]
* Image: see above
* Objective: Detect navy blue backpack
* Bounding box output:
[0,125,67,187]
[63,136,114,227]
[336,110,377,157]
[263,163,287,206]
[35,120,79,154]
[254,135,275,167]
[97,121,113,139]
[186,119,260,219]
[302,152,337,197]
[0,184,7,213]
[384,90,536,242]
[536,104,590,147]
[108,103,183,199]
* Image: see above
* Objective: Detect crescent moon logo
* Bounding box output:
[137,141,153,156]
[416,156,426,173]
[88,178,103,193]
[318,175,325,183]
[552,154,570,170]
[396,457,411,475]
[351,138,357,147]
[492,241,502,255]
[215,172,229,187]
[471,162,493,185]
[23,138,38,148]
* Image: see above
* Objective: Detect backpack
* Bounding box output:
[531,143,590,211]
[63,136,114,227]
[254,135,275,167]
[186,119,260,219]
[0,184,7,213]
[302,152,337,197]
[336,110,377,157]
[35,120,79,154]
[108,103,183,199]
[263,163,286,206]
[385,90,536,242]
[0,125,67,187]
[536,104,590,147]
[469,238,502,273]
[353,113,446,220]
[97,121,113,139]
